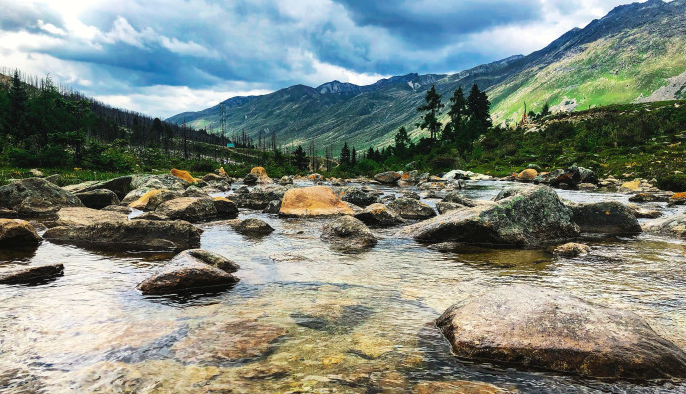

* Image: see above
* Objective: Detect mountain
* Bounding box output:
[167,0,686,151]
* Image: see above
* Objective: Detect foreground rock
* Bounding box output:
[643,214,686,239]
[399,186,579,247]
[155,197,218,222]
[553,242,591,257]
[569,201,642,235]
[0,219,42,246]
[354,203,405,227]
[321,216,377,252]
[374,171,401,184]
[388,198,436,220]
[0,178,82,216]
[279,186,354,217]
[75,189,120,209]
[54,207,127,227]
[437,285,686,380]
[44,220,202,251]
[137,249,239,295]
[0,263,64,284]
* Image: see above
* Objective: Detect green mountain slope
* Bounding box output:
[167,0,686,151]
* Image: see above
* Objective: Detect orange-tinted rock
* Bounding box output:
[170,169,196,184]
[279,186,354,217]
[250,167,268,178]
[669,192,686,206]
[517,169,538,182]
[0,219,42,246]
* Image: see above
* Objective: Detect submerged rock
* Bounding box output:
[75,189,120,209]
[388,198,436,220]
[0,263,64,284]
[54,207,127,227]
[280,186,354,217]
[0,219,42,246]
[44,220,202,251]
[627,204,662,219]
[354,203,405,227]
[321,215,377,251]
[569,201,642,235]
[184,249,240,273]
[155,197,218,222]
[137,249,239,295]
[0,178,82,216]
[437,285,686,380]
[553,242,591,257]
[399,186,579,247]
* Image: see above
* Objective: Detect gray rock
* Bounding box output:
[212,197,238,219]
[569,201,642,235]
[0,263,63,284]
[75,189,121,209]
[442,192,479,207]
[339,186,380,207]
[354,203,405,227]
[182,186,208,198]
[629,193,671,203]
[184,249,239,273]
[435,201,467,215]
[132,212,169,221]
[388,198,436,220]
[399,186,579,247]
[44,220,202,251]
[66,176,133,200]
[262,200,282,214]
[321,215,377,252]
[437,285,686,380]
[643,214,686,239]
[0,178,82,217]
[374,171,401,184]
[230,218,275,235]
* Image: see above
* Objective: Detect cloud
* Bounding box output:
[0,0,645,118]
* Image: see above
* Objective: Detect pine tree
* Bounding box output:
[394,126,411,157]
[8,70,28,138]
[340,142,351,166]
[466,84,492,129]
[351,147,357,166]
[445,87,466,142]
[367,146,375,161]
[416,85,444,143]
[292,145,308,171]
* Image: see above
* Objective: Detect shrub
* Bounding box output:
[657,174,686,192]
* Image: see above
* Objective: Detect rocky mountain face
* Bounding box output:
[167,0,686,150]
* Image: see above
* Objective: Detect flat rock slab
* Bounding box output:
[0,263,64,284]
[54,207,127,227]
[280,186,353,217]
[437,285,686,380]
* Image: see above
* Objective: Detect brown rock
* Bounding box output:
[155,197,218,222]
[170,169,197,184]
[0,263,63,284]
[54,207,127,227]
[321,215,377,251]
[517,169,538,182]
[0,219,42,246]
[212,197,238,219]
[414,380,512,394]
[354,203,405,227]
[553,242,591,257]
[280,186,354,217]
[374,171,401,184]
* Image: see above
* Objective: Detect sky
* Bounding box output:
[0,0,641,119]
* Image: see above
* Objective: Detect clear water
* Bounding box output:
[1,181,685,393]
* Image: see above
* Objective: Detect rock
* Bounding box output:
[399,186,579,247]
[201,173,225,182]
[54,207,127,227]
[339,186,379,207]
[414,381,510,394]
[102,205,132,214]
[553,242,591,257]
[136,250,239,295]
[184,249,239,273]
[129,189,182,211]
[442,192,479,207]
[29,169,44,177]
[170,169,198,184]
[321,216,377,252]
[0,263,63,284]
[643,214,686,239]
[212,197,238,219]
[374,171,401,184]
[131,174,188,191]
[280,186,354,217]
[278,176,293,185]
[629,193,671,203]
[231,185,286,210]
[436,285,686,380]
[435,202,467,215]
[620,180,642,192]
[401,191,421,200]
[517,169,538,182]
[262,200,282,214]
[400,170,420,183]
[0,219,42,246]
[354,203,405,227]
[229,218,275,235]
[215,167,228,177]
[669,192,686,206]
[182,186,208,198]
[627,204,662,219]
[155,197,218,222]
[550,166,598,188]
[66,176,133,200]
[132,212,169,221]
[307,173,324,182]
[388,198,436,220]
[569,201,642,235]
[75,189,120,209]
[44,220,202,251]
[44,174,61,185]
[578,183,598,191]
[0,178,82,216]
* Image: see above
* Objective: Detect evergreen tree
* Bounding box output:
[351,146,357,166]
[445,87,466,142]
[292,145,308,171]
[367,146,375,161]
[340,142,351,166]
[540,102,550,118]
[466,83,491,129]
[416,85,444,143]
[8,70,28,138]
[394,126,411,158]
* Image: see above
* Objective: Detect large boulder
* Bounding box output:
[231,185,286,210]
[321,215,377,251]
[549,166,598,188]
[54,207,127,227]
[137,250,239,295]
[75,189,120,209]
[374,171,401,184]
[437,285,686,380]
[0,178,82,216]
[280,186,354,217]
[388,198,436,220]
[64,176,133,200]
[354,203,405,227]
[247,167,272,184]
[0,263,64,284]
[643,214,686,239]
[155,197,218,222]
[399,186,579,247]
[44,220,202,251]
[339,186,379,207]
[0,219,42,246]
[212,197,238,219]
[128,189,182,211]
[569,201,642,235]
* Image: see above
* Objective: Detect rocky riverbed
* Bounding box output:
[1,168,685,393]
